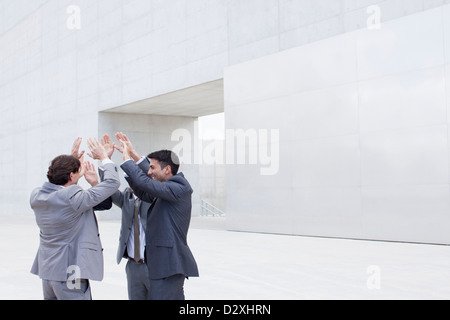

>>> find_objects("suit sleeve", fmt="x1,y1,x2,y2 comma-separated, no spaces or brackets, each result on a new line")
68,163,121,214
121,159,184,203
123,159,155,203
93,167,113,211
111,189,124,208
93,197,112,211
124,176,155,203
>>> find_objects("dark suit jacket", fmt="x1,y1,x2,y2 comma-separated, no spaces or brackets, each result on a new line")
121,159,199,280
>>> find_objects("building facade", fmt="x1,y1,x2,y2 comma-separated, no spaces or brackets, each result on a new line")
1,0,450,244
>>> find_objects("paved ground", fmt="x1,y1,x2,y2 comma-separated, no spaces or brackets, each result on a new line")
1,215,450,300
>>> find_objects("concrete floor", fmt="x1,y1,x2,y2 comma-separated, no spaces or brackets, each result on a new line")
1,215,450,300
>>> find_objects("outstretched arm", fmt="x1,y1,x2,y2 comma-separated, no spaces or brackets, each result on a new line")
121,159,184,203
69,138,120,214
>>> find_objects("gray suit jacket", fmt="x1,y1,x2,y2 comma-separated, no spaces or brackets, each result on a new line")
30,162,120,282
121,159,199,280
111,187,151,264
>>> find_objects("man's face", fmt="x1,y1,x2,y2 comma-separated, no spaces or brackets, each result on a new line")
148,159,170,182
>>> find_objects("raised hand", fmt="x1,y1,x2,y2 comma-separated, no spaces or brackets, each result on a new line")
114,132,132,152
118,139,131,162
87,137,108,161
71,137,85,160
114,132,142,161
83,161,99,187
100,134,115,160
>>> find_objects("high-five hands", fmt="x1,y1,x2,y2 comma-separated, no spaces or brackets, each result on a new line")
71,133,140,163
114,132,142,162
83,161,99,187
71,137,85,160
118,139,131,162
87,138,108,161
100,134,115,160
71,137,108,161
71,137,107,186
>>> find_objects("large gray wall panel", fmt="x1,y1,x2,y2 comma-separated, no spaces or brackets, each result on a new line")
225,6,450,244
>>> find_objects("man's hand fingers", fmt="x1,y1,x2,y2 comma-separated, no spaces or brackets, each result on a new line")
87,137,99,150
83,161,89,173
116,132,129,142
121,133,130,142
71,137,84,159
73,137,82,147
101,134,111,145
113,144,123,153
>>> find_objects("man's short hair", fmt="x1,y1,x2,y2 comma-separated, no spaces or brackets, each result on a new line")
47,155,81,186
147,150,180,175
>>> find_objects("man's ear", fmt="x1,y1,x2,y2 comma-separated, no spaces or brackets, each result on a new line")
68,172,74,182
165,165,172,176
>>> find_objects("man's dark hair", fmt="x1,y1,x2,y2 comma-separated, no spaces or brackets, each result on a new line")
47,155,81,186
147,150,180,175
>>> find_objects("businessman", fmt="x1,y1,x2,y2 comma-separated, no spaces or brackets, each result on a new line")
115,132,199,300
30,137,120,300
111,186,152,299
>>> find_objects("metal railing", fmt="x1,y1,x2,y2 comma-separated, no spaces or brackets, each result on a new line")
201,200,226,217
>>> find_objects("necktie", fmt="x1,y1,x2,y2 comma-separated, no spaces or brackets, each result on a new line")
133,198,141,262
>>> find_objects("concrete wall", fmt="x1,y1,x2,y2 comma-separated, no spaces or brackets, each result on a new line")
1,0,450,244
0,0,230,217
224,5,450,244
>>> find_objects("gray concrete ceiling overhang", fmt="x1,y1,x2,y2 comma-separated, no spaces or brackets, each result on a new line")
103,79,224,117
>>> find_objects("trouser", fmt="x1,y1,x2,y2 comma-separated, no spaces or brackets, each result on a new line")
126,259,151,300
42,279,92,300
148,274,186,300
